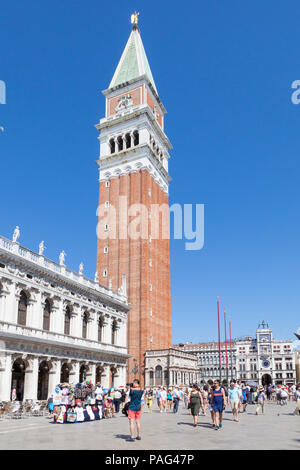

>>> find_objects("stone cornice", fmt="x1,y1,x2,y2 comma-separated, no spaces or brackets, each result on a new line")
0,323,130,360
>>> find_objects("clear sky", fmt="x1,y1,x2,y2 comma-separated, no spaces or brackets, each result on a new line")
1,1,300,346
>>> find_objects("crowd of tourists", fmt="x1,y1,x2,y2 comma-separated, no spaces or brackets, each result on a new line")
47,379,300,439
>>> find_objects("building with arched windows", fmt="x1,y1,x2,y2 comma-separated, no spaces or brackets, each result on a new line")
0,235,130,401
144,348,200,387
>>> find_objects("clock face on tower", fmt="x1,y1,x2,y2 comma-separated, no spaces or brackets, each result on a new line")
262,360,270,368
259,334,271,342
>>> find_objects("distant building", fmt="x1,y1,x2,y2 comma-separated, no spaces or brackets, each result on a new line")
173,342,237,384
174,321,297,386
236,321,297,386
144,348,200,388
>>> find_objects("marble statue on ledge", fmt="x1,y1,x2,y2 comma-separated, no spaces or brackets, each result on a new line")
79,262,84,275
59,250,66,266
39,241,45,255
94,271,99,283
12,226,20,243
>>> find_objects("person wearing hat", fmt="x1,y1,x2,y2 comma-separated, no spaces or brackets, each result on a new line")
227,382,240,422
104,395,114,418
256,386,266,415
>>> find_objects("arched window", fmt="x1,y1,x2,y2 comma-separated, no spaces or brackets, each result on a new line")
133,130,139,146
17,291,28,326
82,312,89,339
111,319,117,345
117,136,123,152
155,365,162,386
43,299,51,331
98,316,104,342
80,364,87,383
125,133,131,149
60,363,70,383
109,138,115,154
64,306,71,335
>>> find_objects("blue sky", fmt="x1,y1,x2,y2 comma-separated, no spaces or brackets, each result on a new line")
1,1,300,345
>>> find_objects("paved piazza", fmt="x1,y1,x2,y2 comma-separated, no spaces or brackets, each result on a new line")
0,401,299,450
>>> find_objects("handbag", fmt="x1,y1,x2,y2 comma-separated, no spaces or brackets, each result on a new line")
67,408,77,423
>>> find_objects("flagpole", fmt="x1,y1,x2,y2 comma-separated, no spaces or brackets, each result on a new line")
217,296,221,383
224,308,228,385
229,318,233,380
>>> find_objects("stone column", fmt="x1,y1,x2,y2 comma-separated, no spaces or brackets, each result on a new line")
48,360,61,395
69,362,80,385
27,290,38,329
113,366,122,389
0,354,13,400
50,298,61,334
70,306,81,338
89,313,98,342
144,370,149,388
23,356,39,400
0,280,10,322
102,364,111,389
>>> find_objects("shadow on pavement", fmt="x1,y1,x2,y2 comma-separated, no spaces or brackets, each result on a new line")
115,433,131,440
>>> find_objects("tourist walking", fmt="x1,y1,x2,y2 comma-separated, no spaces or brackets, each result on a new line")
256,386,266,415
280,387,289,406
211,380,226,430
167,389,173,411
202,385,209,416
241,385,248,413
189,384,204,427
293,385,300,415
227,381,240,422
160,387,167,412
127,380,144,442
172,387,180,413
113,389,122,413
184,388,189,409
147,389,153,413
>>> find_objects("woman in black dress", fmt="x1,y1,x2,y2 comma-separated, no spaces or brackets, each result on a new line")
189,384,204,427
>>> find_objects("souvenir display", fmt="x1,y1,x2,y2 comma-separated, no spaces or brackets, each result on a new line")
52,381,105,424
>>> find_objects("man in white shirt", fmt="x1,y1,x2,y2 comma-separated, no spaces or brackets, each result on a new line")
160,388,167,412
172,387,180,413
114,389,122,413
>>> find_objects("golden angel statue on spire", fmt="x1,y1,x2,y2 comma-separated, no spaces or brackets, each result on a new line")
131,11,139,25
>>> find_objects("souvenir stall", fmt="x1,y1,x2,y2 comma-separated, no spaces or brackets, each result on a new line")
52,381,107,424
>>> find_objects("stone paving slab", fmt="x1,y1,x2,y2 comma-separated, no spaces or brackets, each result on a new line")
0,402,299,450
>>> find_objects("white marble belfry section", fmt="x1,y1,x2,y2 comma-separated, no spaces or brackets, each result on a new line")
0,235,130,401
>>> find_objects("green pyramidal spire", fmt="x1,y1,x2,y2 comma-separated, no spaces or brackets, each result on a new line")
109,25,158,94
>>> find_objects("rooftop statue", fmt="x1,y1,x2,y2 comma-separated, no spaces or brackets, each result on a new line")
39,241,45,255
59,250,66,266
12,226,20,243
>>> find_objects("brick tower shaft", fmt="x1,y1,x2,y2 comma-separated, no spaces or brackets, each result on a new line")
95,20,172,385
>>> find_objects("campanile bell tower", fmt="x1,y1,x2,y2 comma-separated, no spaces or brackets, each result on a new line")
96,14,172,384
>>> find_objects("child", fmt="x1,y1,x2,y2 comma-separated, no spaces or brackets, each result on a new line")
147,389,153,413
104,396,113,418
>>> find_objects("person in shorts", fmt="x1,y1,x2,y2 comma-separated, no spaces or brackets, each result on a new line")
211,380,226,430
127,380,144,442
227,382,240,422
